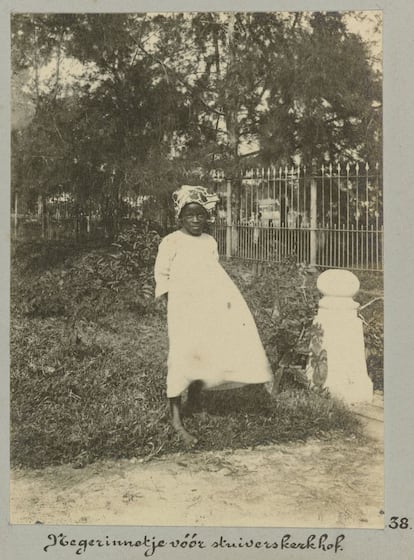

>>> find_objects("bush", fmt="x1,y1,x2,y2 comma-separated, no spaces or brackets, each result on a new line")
351,271,384,391
12,223,161,322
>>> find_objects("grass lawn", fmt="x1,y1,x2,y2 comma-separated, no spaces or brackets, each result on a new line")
10,237,382,469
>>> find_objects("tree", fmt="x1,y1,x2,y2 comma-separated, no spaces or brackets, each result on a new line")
130,12,296,216
126,12,381,208
259,12,382,166
12,14,190,233
11,12,382,232
11,13,81,226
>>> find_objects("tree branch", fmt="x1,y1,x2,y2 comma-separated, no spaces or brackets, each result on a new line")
132,38,225,117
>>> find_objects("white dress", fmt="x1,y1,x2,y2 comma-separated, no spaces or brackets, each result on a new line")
154,230,273,397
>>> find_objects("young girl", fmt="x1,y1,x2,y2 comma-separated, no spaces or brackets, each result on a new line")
154,185,273,446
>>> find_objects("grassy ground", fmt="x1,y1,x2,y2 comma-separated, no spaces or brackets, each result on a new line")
10,239,382,469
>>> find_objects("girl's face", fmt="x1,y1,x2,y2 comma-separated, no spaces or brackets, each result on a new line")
180,203,208,236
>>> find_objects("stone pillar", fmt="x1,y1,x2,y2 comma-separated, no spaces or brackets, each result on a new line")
306,269,373,404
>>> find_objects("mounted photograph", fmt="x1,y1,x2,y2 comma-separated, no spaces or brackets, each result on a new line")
10,10,383,528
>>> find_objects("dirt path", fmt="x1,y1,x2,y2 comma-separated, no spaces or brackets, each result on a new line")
10,433,383,528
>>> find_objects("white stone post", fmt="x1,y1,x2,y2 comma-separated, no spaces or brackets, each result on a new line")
306,269,373,404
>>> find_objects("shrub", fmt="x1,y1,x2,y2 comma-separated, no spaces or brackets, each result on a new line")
12,223,161,322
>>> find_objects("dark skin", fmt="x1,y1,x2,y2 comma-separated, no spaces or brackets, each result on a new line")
179,202,209,236
167,202,209,447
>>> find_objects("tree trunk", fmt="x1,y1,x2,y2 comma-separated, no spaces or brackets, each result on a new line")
223,13,242,241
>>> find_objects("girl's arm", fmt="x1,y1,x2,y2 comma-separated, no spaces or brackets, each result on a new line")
154,236,174,298
211,237,220,261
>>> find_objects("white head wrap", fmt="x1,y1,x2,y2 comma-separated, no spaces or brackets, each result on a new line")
172,185,219,218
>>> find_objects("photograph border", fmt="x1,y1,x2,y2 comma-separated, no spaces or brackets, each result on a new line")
2,0,414,558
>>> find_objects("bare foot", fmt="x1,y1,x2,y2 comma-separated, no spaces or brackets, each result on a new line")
175,427,198,448
169,395,199,447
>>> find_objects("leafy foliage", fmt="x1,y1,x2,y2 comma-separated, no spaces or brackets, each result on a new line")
12,223,161,322
355,272,384,391
307,323,328,389
11,12,382,224
261,12,382,165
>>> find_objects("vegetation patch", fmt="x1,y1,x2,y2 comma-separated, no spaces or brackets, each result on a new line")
11,233,382,469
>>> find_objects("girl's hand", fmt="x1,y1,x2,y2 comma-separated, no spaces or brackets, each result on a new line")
156,293,168,311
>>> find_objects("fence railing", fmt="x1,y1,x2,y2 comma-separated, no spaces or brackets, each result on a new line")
12,161,383,271
211,162,383,271
10,192,151,243
212,222,383,271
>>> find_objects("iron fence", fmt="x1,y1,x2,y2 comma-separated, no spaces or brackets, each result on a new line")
11,161,383,271
211,162,383,271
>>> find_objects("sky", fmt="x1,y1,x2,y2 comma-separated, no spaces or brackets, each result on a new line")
344,10,382,69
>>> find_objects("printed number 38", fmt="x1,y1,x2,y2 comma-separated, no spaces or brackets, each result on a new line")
388,517,410,529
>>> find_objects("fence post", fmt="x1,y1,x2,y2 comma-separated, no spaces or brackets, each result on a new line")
226,179,232,258
310,170,317,267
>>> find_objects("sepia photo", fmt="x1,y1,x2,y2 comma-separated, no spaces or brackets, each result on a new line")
9,9,385,532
